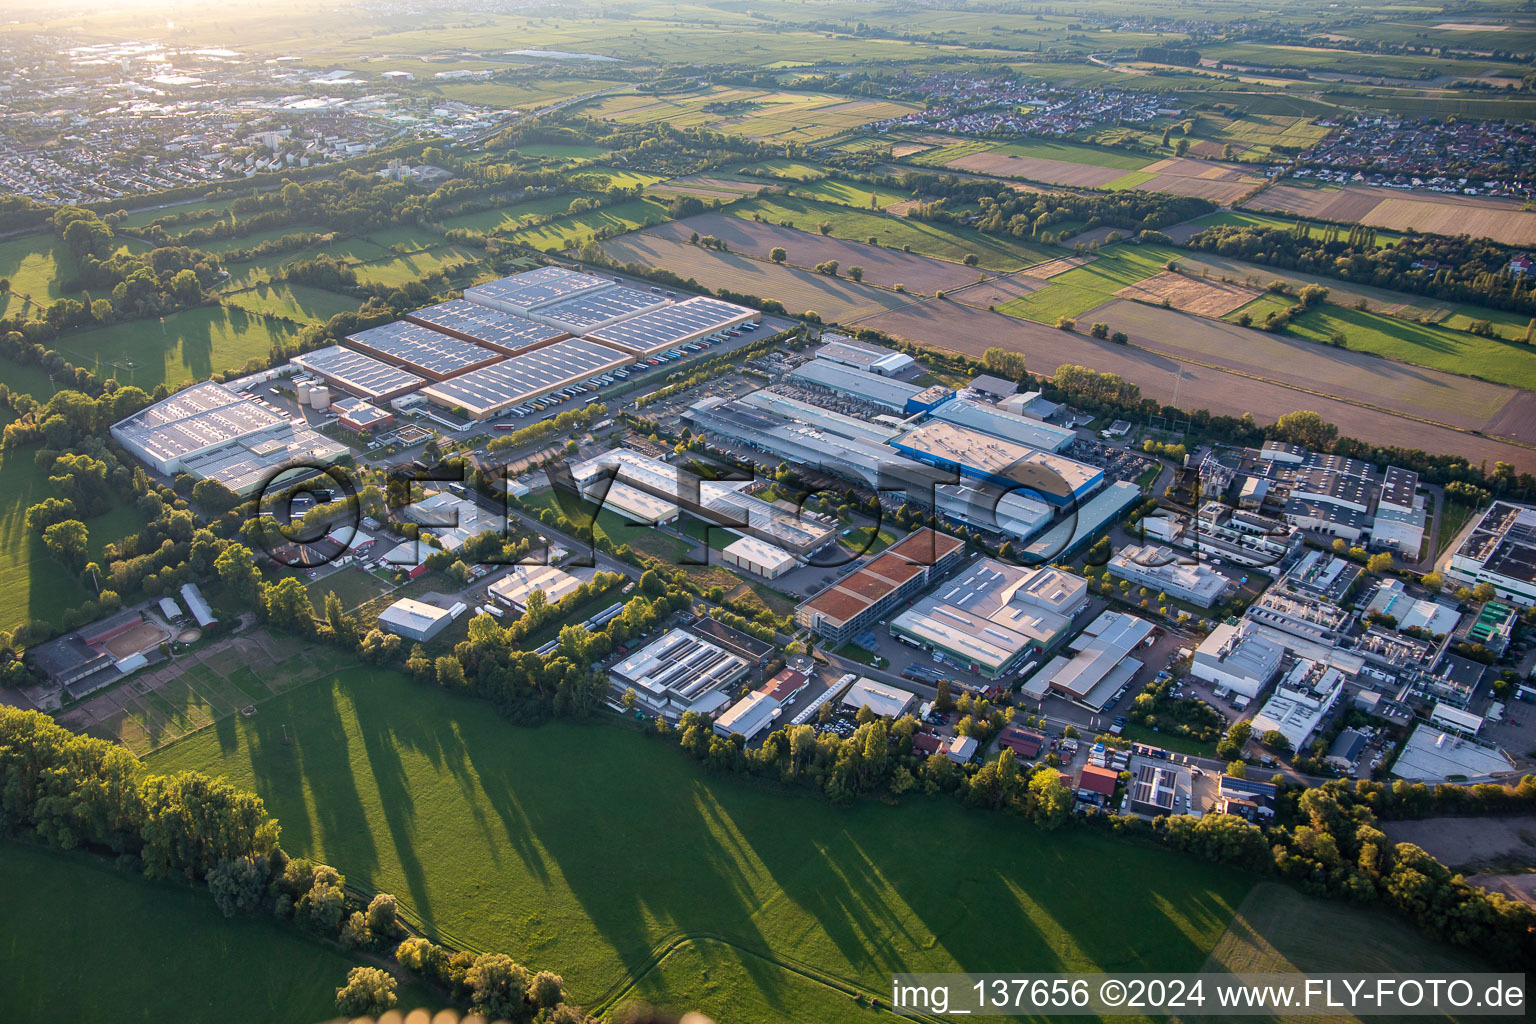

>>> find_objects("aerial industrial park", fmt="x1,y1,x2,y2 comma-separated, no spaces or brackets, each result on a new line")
3,1,1536,1022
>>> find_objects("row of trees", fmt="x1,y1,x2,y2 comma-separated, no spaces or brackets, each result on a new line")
0,706,592,1021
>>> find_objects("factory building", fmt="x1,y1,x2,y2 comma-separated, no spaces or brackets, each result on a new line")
1033,610,1153,711
928,397,1076,453
721,536,798,579
1448,501,1536,606
290,345,427,402
488,564,583,613
889,421,1102,507
332,396,394,433
812,336,914,376
463,266,612,316
891,559,1088,679
795,529,965,643
419,338,634,419
529,285,670,335
609,628,750,720
403,299,569,355
1248,660,1345,753
788,358,925,413
110,381,348,495
583,295,756,355
686,393,899,488
377,598,454,642
566,449,837,556
840,677,917,718
1191,622,1284,700
1106,543,1233,608
344,320,504,380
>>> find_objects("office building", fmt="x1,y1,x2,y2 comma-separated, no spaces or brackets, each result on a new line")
609,628,750,720
1106,543,1232,608
841,677,917,718
1248,660,1345,753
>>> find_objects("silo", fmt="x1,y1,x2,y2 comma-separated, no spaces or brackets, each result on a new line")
310,386,331,410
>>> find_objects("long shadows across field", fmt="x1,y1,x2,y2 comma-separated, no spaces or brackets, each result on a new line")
147,666,1251,1020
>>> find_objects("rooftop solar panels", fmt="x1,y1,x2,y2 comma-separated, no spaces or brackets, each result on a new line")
585,296,757,355
403,299,569,355
345,320,503,380
290,345,427,400
463,266,612,314
419,338,634,418
532,286,669,334
111,381,289,471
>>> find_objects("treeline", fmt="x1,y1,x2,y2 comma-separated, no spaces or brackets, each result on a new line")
1185,221,1536,317
0,707,595,1022
1137,45,1201,66
889,172,1215,242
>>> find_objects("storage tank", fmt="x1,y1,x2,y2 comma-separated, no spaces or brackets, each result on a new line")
309,386,331,410
296,382,312,403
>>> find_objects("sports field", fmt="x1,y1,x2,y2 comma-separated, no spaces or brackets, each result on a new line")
2,841,440,1023
52,304,301,390
0,449,147,635
146,665,1254,1023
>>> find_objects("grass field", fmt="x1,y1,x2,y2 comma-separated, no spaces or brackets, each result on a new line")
727,196,1059,270
991,138,1152,170
0,355,65,402
146,665,1254,1023
0,234,80,317
998,243,1181,323
178,222,329,255
221,282,360,324
503,198,672,252
0,449,147,635
0,841,441,1023
53,304,300,390
789,177,910,211
1224,292,1297,324
736,159,829,181
1286,306,1536,391
349,245,484,288
439,192,606,234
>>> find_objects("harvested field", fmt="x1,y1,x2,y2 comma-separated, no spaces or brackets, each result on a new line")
601,232,916,322
1028,253,1099,278
890,142,934,158
649,174,766,200
846,297,1536,472
643,215,986,292
1248,183,1536,246
1165,250,1452,319
1115,271,1259,317
946,150,1127,187
948,272,1051,307
1086,299,1525,432
1383,815,1536,870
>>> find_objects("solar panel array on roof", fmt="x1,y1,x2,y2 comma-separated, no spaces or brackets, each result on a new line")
345,320,502,379
463,266,611,313
586,296,756,355
112,381,289,470
404,299,568,354
532,286,668,333
290,345,427,400
420,338,634,418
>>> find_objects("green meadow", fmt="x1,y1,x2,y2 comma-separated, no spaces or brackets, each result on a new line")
1000,243,1181,323
0,841,441,1023
502,198,672,252
52,305,300,390
221,282,361,324
1288,306,1536,391
147,666,1253,1024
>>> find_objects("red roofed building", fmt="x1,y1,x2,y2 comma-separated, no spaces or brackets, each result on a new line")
996,727,1044,759
911,732,944,757
758,668,809,703
1076,765,1119,803
794,528,965,642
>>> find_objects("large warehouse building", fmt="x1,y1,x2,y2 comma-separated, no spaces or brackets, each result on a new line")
463,266,612,316
609,628,749,720
891,559,1089,679
1032,610,1153,710
111,380,348,494
344,320,504,380
290,345,427,402
1448,501,1536,606
419,337,634,419
794,529,965,642
584,295,758,356
403,299,569,355
530,285,670,335
928,397,1076,453
890,421,1102,506
788,358,926,414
